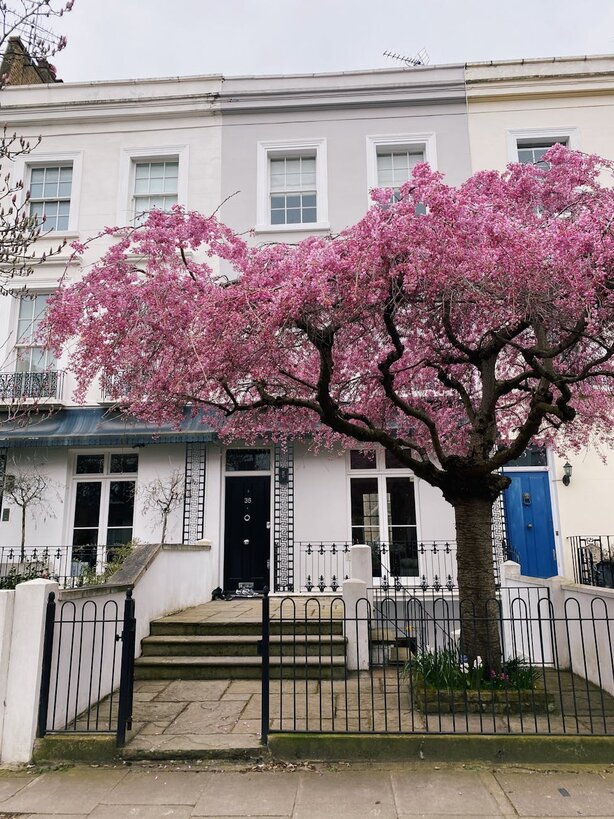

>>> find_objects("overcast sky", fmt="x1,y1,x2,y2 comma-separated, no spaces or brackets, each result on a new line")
50,0,614,83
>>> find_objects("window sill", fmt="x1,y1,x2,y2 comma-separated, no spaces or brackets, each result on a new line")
254,222,331,235
36,230,80,241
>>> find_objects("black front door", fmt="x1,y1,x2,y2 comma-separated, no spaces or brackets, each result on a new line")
224,475,270,591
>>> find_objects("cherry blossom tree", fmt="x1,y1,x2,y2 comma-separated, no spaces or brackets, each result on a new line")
44,146,614,668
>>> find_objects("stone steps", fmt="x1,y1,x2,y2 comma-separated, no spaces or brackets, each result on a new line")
137,608,348,681
150,619,344,637
133,654,347,680
141,633,347,658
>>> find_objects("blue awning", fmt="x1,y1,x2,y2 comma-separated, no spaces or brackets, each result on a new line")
0,407,219,448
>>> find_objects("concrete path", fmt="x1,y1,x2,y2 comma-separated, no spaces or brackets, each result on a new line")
0,761,614,817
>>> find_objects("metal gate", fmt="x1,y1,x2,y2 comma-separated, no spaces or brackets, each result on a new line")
37,589,136,747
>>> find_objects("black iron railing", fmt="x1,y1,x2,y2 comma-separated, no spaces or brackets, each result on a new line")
0,370,63,401
262,588,614,737
295,540,463,593
570,536,614,589
0,545,117,589
37,589,136,745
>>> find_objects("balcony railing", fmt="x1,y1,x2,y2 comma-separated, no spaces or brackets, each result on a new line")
570,535,614,589
295,540,462,593
0,370,63,402
0,545,117,589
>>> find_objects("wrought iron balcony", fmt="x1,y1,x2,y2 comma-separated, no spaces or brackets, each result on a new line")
0,370,63,402
570,535,614,589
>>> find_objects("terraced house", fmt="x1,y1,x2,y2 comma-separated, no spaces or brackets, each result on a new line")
0,46,613,597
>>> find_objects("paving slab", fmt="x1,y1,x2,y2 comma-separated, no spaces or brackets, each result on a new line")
165,700,244,735
123,731,261,757
102,770,207,806
494,770,614,817
154,681,230,702
131,701,188,722
293,770,396,819
390,769,504,816
0,773,37,802
192,771,299,816
0,768,127,815
90,805,193,818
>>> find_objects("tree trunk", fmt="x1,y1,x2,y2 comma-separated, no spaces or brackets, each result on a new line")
453,495,501,673
161,514,167,545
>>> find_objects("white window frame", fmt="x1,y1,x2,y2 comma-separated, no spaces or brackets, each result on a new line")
14,151,83,236
256,138,329,233
13,291,57,373
366,133,437,207
116,145,189,226
345,448,420,546
66,449,139,549
506,127,580,164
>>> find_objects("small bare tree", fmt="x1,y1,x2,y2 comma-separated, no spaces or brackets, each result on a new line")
2,462,49,559
140,471,184,544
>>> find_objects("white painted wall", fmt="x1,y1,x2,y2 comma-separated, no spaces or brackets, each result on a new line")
0,590,15,749
466,57,614,575
0,447,69,548
133,443,186,545
2,578,58,763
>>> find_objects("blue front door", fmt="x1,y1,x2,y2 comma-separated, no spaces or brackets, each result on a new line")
502,470,558,578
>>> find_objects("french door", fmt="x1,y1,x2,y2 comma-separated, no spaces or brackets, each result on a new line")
71,452,138,568
349,449,418,578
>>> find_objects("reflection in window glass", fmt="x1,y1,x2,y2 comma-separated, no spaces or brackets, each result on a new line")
350,450,376,469
110,453,139,474
226,448,271,471
350,477,380,544
76,455,105,474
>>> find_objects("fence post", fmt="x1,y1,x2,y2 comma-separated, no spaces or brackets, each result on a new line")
259,587,270,745
36,591,56,738
343,579,369,670
116,589,136,748
1,578,58,764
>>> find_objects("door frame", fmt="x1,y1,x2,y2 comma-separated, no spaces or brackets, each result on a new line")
344,447,422,582
220,446,274,590
502,454,563,576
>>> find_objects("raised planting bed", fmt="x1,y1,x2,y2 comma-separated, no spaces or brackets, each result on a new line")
411,675,556,714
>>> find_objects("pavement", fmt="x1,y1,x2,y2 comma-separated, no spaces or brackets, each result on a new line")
0,761,614,817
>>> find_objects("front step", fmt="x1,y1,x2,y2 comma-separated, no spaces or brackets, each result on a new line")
150,619,344,637
141,633,347,658
134,654,347,680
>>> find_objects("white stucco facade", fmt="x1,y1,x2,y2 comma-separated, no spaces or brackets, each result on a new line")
466,55,614,577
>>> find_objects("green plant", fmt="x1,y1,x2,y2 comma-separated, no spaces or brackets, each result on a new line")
76,541,137,587
0,560,54,589
407,645,540,692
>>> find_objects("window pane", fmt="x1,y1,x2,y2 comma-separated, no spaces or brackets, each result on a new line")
73,481,102,527
302,207,317,223
351,477,380,543
107,481,136,527
110,453,139,473
387,477,416,527
302,193,316,208
287,208,301,224
76,454,104,474
271,209,285,224
226,448,271,471
384,450,409,469
106,527,133,546
350,450,376,469
505,446,547,467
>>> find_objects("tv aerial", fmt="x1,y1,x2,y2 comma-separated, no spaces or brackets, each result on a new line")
383,48,430,68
